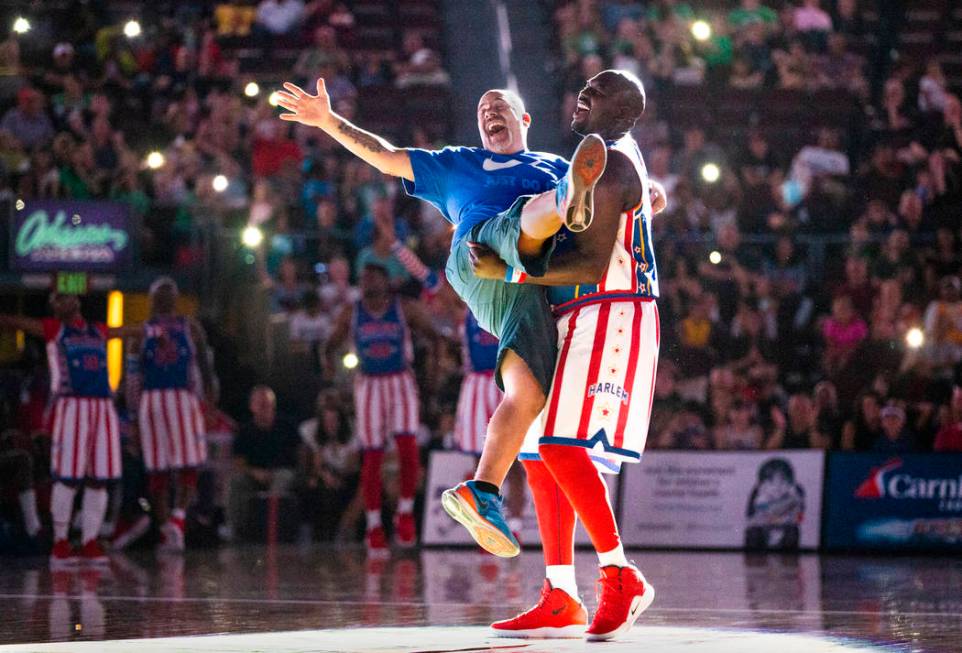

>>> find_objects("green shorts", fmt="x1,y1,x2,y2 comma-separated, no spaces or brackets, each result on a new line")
445,196,557,394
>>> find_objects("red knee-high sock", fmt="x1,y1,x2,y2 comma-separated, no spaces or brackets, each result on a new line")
393,434,419,503
539,445,620,554
361,449,385,512
522,459,575,566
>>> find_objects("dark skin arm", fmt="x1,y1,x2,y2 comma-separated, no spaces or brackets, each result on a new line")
188,318,215,400
469,150,642,286
323,303,353,375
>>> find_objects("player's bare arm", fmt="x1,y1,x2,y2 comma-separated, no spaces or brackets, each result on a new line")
189,318,216,398
274,78,414,181
0,314,44,338
323,302,354,373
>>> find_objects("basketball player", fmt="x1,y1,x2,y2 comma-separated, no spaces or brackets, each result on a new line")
127,277,213,552
325,263,436,551
0,293,127,566
275,78,606,557
471,70,662,641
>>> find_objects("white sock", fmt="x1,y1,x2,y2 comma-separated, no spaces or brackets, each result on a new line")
51,483,77,542
81,488,109,545
18,490,41,537
366,510,381,529
396,498,414,514
546,565,579,598
597,542,628,568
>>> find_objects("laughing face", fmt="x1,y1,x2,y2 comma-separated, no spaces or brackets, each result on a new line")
477,90,529,154
572,70,646,138
571,75,611,136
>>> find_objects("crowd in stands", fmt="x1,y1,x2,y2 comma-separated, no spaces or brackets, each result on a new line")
2,0,962,553
553,0,962,455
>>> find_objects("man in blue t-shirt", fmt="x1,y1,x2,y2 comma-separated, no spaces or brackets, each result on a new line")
275,78,606,557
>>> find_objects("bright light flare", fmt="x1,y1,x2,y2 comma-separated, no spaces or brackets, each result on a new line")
145,151,165,169
701,162,721,183
212,174,229,192
241,225,264,248
12,17,30,34
123,20,141,38
709,250,722,265
244,81,260,97
905,327,924,349
343,353,359,369
692,20,712,41
268,91,281,107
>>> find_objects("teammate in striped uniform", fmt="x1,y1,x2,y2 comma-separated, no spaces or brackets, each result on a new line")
0,293,128,566
325,264,435,552
127,278,213,552
471,70,664,641
454,312,502,456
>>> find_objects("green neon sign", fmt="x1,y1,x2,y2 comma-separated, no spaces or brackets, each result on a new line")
15,210,128,256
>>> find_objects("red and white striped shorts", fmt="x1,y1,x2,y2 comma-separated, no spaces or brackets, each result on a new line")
354,371,420,450
454,371,502,455
521,300,660,472
138,389,207,471
50,397,122,481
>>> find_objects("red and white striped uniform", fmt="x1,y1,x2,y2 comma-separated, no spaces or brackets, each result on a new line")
454,371,502,455
522,135,660,473
354,371,420,449
50,397,122,481
139,389,207,471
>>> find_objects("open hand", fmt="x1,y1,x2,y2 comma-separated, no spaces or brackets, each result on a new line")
467,242,507,280
275,78,334,130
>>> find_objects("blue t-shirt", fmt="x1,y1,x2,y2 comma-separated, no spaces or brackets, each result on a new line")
402,147,569,242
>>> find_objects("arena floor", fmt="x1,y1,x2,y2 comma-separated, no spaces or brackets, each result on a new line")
0,546,959,652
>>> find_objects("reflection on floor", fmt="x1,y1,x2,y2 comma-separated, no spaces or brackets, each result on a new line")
0,546,959,652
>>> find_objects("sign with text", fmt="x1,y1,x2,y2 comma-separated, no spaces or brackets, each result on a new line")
11,200,131,272
620,451,824,550
824,453,962,550
421,450,617,547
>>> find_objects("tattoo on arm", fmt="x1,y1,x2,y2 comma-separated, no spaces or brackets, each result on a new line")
337,122,386,153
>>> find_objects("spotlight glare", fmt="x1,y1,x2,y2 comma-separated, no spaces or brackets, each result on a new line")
241,225,264,248
123,19,141,38
12,17,30,34
244,81,260,98
709,250,722,265
905,327,924,349
701,162,721,183
343,352,359,369
145,151,165,169
212,174,229,192
692,20,712,41
268,91,281,107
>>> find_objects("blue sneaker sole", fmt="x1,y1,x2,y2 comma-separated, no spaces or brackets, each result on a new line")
441,488,520,558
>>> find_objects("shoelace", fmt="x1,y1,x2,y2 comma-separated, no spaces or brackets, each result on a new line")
593,572,625,622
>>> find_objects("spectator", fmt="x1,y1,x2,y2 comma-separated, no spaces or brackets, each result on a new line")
267,256,310,314
728,0,778,33
842,391,883,450
395,31,450,88
817,33,867,98
793,0,832,46
225,386,300,540
822,294,868,376
714,400,765,449
933,387,962,452
772,393,829,448
833,255,875,320
297,391,360,540
1,87,54,151
922,275,962,376
319,256,359,313
873,403,915,453
256,0,306,37
294,26,344,80
918,59,949,115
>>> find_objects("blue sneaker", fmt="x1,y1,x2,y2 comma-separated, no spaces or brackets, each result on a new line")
441,481,520,558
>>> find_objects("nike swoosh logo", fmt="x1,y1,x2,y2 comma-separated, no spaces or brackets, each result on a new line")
482,158,524,172
551,606,565,615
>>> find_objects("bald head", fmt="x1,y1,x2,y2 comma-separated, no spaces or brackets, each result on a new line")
477,89,530,154
571,69,646,138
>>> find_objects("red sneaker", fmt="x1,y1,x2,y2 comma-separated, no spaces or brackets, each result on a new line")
491,580,587,639
366,526,388,554
49,539,77,568
78,539,110,565
393,513,416,547
585,565,655,641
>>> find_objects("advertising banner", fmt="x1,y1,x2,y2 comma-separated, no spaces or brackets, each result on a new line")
824,453,962,550
619,451,824,550
11,200,131,272
421,450,617,546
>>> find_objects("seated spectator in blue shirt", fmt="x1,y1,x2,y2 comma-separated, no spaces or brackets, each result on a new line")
873,404,915,453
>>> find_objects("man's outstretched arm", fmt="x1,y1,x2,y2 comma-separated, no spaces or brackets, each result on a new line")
275,78,414,181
